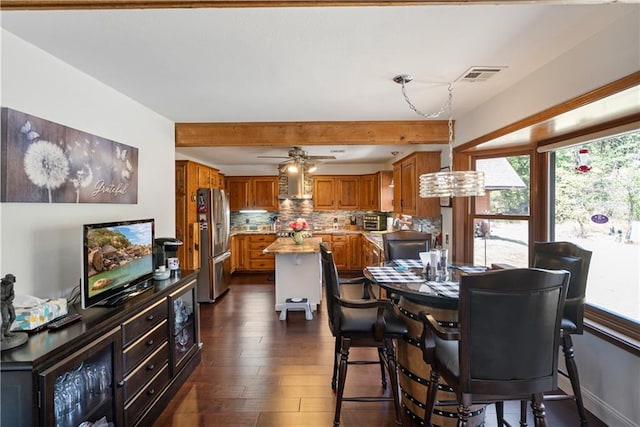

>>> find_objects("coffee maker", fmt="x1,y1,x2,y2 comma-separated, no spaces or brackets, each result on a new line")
154,238,183,270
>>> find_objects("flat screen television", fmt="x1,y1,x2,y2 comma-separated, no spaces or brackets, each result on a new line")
81,218,155,309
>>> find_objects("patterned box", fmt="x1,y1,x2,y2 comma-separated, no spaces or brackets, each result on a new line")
10,298,68,331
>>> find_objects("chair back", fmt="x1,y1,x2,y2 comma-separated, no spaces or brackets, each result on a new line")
320,242,341,335
382,230,431,260
532,241,592,334
457,268,570,397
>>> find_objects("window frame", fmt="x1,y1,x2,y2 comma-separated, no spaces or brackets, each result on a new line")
451,73,640,353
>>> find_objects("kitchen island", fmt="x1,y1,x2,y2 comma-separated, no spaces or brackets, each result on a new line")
263,237,323,313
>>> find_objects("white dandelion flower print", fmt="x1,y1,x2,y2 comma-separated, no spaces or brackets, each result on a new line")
23,140,70,203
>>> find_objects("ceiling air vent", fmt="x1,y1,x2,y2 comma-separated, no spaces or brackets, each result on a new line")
458,66,507,82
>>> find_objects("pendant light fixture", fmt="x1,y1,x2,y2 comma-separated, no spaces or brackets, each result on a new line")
394,74,485,198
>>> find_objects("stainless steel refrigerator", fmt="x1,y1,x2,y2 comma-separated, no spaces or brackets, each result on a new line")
196,188,231,302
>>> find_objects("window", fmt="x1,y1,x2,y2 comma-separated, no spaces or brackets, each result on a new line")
472,154,531,268
551,129,640,324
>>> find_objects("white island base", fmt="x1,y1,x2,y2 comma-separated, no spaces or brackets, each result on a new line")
274,252,322,312
263,237,323,315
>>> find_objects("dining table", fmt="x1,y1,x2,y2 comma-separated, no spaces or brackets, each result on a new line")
363,260,488,427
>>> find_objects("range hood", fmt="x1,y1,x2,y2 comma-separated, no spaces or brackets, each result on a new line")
278,168,312,200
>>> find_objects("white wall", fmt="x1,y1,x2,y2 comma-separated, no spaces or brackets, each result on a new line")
0,30,176,298
447,13,640,427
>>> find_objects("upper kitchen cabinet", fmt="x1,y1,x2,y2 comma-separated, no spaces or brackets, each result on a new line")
313,175,359,210
226,176,279,211
197,163,223,189
359,171,393,212
176,160,222,271
392,152,440,217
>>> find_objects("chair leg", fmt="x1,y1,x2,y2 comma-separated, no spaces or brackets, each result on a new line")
384,338,403,426
519,399,528,426
334,337,351,427
377,347,388,390
331,336,340,390
495,401,504,426
562,334,589,426
424,369,440,427
531,393,548,427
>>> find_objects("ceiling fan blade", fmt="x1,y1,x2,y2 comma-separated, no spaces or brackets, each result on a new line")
257,155,290,159
308,155,336,160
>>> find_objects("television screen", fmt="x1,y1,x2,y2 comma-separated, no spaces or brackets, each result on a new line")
82,218,155,309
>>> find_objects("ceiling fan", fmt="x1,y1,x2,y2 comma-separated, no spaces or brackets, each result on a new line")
257,146,336,173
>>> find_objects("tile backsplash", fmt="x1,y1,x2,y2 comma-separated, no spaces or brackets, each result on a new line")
230,200,441,234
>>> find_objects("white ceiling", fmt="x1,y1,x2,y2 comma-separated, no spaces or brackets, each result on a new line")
1,3,636,168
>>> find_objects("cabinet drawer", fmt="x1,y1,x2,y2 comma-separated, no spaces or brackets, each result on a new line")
250,249,273,259
123,342,169,403
249,259,275,270
123,320,168,375
124,364,170,427
248,235,275,244
332,235,348,242
122,300,167,347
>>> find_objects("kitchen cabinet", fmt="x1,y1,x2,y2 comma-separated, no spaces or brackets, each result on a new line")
226,176,278,211
0,273,200,427
230,235,247,272
231,233,276,272
312,176,359,210
359,171,393,212
392,152,441,217
331,235,349,270
175,160,223,271
316,233,360,271
248,234,276,270
348,234,362,270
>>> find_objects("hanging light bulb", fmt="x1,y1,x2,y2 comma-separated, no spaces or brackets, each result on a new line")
389,151,399,188
394,75,485,198
307,163,317,173
287,162,298,173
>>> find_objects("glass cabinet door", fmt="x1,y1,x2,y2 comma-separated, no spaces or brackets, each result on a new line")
39,327,123,427
169,281,199,373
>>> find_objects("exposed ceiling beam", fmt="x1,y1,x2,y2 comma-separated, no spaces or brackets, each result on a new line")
0,0,621,10
175,120,450,147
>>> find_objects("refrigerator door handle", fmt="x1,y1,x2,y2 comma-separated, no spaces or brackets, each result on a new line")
213,251,231,263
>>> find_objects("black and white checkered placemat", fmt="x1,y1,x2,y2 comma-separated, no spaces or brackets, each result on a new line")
424,281,459,298
392,259,423,269
366,267,423,283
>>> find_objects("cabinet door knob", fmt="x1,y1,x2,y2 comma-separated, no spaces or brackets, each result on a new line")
117,380,125,388
147,339,154,346
148,389,156,396
146,314,154,321
147,364,155,371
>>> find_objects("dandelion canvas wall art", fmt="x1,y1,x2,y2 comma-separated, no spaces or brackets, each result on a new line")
1,108,138,204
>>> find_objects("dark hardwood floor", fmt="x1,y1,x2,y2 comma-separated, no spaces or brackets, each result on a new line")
153,273,606,427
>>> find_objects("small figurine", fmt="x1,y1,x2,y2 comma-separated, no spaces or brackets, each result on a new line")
1,274,16,339
1,273,28,351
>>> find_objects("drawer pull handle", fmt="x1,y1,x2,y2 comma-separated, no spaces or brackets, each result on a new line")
147,364,155,371
117,380,125,388
148,388,155,396
147,314,154,321
147,339,154,346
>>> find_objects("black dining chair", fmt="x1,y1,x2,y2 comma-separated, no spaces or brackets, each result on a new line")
528,241,593,426
320,242,408,426
382,230,431,261
419,268,570,427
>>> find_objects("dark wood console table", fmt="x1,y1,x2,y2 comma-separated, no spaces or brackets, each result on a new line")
1,270,201,427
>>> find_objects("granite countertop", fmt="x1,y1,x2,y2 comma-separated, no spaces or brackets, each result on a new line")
263,237,323,254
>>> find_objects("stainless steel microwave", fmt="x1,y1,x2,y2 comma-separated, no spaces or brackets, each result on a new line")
363,213,387,231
